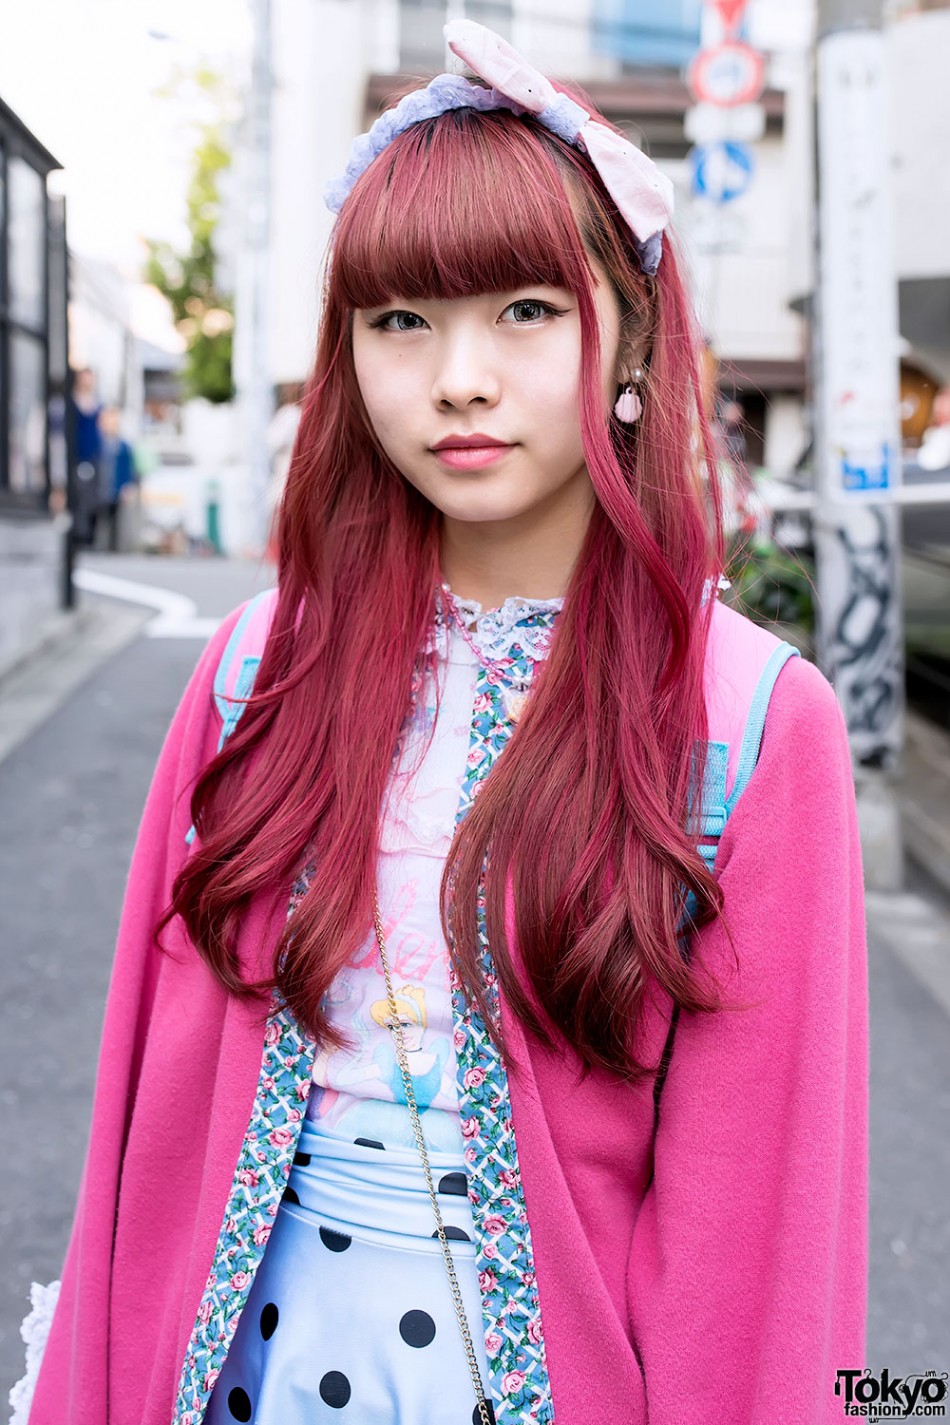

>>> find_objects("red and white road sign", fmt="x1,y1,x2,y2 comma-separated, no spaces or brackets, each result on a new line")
710,0,749,34
688,41,766,107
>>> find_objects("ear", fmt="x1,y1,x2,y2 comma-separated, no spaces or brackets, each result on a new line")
614,361,646,392
614,336,650,391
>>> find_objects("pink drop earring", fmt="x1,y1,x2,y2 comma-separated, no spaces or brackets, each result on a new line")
614,369,644,424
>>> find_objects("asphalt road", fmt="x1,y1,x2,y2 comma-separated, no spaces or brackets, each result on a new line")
1,556,948,1405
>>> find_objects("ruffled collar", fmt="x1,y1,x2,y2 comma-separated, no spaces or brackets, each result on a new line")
431,581,563,665
426,574,730,666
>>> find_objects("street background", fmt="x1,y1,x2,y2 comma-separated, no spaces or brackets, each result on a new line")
3,0,950,1410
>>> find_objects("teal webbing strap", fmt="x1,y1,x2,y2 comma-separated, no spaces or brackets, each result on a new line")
212,590,272,723
659,640,801,1134
185,592,272,845
676,640,800,939
724,642,800,817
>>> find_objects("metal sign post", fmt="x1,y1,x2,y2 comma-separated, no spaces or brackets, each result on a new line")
690,139,755,203
685,5,764,253
240,0,273,554
814,0,904,887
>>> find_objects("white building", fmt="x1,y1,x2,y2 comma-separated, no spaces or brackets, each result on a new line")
784,1,950,410
878,5,950,387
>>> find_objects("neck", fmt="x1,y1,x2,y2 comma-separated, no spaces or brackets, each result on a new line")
439,485,594,612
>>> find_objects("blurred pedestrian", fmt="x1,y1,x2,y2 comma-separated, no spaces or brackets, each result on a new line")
69,366,102,545
718,398,748,470
715,398,756,538
93,406,139,552
18,19,868,1425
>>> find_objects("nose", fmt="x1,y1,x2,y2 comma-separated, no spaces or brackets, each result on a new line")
430,325,502,411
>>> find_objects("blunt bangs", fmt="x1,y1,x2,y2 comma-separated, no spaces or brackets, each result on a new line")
329,105,597,311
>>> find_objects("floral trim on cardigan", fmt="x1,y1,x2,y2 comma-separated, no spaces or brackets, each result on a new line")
172,869,316,1425
436,591,557,1424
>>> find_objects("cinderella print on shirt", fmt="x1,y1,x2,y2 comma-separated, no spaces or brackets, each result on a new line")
305,869,465,1155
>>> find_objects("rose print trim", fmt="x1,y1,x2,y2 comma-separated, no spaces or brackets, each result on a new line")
172,871,317,1424
447,627,558,1424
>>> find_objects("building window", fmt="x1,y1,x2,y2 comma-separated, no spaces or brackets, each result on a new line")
9,330,46,493
593,0,704,68
1,123,55,511
9,157,45,330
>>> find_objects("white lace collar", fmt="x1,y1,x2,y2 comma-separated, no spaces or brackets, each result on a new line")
427,574,730,665
432,581,564,665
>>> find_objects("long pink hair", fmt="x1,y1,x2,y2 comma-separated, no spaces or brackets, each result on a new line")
162,83,731,1083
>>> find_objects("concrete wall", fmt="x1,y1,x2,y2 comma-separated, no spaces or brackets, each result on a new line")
889,8,950,282
679,132,808,363
0,517,66,682
266,0,373,387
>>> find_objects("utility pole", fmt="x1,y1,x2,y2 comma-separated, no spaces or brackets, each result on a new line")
244,0,273,553
814,0,904,889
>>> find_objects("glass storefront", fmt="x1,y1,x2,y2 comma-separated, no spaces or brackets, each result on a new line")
0,111,60,513
9,156,45,331
9,330,46,493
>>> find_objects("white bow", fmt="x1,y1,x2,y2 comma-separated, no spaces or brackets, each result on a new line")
444,18,674,245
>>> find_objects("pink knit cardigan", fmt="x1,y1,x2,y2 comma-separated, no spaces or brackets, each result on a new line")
23,597,868,1424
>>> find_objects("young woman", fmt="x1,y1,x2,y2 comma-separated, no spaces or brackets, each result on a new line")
16,19,868,1425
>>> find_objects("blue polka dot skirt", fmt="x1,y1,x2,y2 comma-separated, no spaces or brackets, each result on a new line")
204,1117,494,1424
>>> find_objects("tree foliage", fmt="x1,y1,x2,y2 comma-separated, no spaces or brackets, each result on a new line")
143,68,236,403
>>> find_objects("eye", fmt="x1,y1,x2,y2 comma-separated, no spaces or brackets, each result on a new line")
505,299,560,324
367,310,426,332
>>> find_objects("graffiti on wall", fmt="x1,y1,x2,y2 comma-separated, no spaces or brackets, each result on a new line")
817,505,903,769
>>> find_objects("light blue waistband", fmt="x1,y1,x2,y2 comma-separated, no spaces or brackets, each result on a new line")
285,1117,476,1251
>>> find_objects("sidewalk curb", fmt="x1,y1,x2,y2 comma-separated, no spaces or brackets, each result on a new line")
0,606,89,694
0,598,154,767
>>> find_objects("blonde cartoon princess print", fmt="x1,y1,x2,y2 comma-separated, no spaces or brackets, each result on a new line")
369,984,451,1112
308,974,458,1151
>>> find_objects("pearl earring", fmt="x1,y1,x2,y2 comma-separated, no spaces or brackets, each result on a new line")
613,368,644,424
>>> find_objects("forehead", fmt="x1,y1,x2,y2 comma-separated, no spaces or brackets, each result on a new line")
330,108,598,312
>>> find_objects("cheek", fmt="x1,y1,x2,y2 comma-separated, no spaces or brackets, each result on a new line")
357,359,417,445
508,324,582,406
355,364,399,439
534,363,585,441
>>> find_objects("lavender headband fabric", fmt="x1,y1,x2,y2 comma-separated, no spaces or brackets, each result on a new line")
323,72,666,276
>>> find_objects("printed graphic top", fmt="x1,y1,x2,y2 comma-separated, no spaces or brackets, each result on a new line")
305,583,564,1156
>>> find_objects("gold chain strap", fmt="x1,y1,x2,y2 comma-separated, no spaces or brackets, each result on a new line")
372,888,494,1425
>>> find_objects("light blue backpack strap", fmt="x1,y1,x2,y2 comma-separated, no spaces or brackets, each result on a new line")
214,653,263,755
680,740,729,932
724,641,800,818
678,640,800,932
184,590,273,845
656,639,802,1130
212,590,273,732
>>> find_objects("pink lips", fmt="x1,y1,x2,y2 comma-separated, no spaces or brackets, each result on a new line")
430,431,516,470
431,445,513,470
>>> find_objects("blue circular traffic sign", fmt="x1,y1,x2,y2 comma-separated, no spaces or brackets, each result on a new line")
689,140,755,204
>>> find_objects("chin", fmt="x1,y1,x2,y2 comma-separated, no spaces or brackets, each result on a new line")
439,500,535,525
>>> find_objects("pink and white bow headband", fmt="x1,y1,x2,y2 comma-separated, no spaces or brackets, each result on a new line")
324,18,674,276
